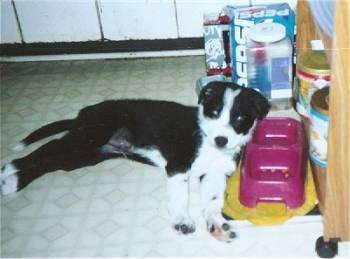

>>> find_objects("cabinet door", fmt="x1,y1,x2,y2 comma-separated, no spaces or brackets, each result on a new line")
175,0,249,38
1,0,21,43
14,0,101,43
99,0,178,40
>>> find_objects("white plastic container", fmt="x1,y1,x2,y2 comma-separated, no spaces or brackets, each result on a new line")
246,22,293,102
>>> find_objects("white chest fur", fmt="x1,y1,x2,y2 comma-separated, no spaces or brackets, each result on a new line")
189,140,238,178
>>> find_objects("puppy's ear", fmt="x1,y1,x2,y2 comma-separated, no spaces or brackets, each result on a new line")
242,87,270,120
198,85,211,104
252,90,270,119
198,81,227,104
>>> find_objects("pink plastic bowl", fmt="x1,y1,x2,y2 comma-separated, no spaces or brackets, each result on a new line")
239,117,307,209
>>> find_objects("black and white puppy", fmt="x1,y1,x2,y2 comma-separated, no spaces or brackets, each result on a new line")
1,81,269,241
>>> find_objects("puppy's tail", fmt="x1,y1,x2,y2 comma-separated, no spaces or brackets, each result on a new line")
12,119,75,151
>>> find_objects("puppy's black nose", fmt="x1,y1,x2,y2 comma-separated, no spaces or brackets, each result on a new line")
215,136,228,148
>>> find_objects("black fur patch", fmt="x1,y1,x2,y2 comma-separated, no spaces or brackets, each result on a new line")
199,82,270,135
9,100,203,190
230,87,270,134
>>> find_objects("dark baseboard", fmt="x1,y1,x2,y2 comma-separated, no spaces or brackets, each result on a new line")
0,37,204,56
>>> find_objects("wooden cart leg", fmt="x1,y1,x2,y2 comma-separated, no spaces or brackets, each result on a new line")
297,0,350,257
323,0,350,246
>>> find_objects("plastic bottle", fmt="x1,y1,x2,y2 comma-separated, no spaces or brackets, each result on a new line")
246,22,293,102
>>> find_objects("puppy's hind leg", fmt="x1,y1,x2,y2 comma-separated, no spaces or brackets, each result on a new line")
1,135,107,195
100,128,133,156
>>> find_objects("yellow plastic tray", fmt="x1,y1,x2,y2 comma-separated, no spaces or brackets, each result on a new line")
222,162,318,225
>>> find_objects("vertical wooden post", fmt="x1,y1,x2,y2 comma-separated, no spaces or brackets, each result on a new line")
296,0,327,213
323,0,350,242
296,0,317,55
296,0,350,241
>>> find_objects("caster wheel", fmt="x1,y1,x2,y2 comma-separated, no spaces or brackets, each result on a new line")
315,236,338,258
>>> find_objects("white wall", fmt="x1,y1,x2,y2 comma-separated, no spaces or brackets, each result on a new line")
14,0,101,43
1,0,297,44
175,0,249,38
1,0,21,43
99,0,178,40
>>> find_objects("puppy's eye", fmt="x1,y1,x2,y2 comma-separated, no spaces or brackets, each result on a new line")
231,115,254,134
235,116,246,122
204,109,220,119
212,110,220,118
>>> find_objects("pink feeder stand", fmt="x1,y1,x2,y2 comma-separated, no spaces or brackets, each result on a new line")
239,117,307,209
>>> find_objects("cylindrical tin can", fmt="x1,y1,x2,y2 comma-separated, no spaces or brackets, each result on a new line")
309,87,329,167
296,50,330,118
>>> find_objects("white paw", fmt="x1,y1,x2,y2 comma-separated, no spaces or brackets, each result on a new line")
172,216,196,235
11,141,25,152
1,163,19,195
206,213,236,242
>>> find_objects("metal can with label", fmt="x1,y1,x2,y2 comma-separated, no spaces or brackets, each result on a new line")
309,87,329,167
296,50,330,118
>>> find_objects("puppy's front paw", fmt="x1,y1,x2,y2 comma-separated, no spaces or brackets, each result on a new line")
207,213,236,242
172,217,196,235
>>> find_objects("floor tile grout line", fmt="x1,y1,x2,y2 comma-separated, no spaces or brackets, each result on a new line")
2,207,165,220
16,169,58,257
94,169,137,256
123,164,150,256
69,167,105,257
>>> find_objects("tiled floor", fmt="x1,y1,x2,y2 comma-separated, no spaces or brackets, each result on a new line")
1,56,349,257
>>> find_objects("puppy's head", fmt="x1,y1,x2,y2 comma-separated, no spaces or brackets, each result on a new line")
198,81,270,151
